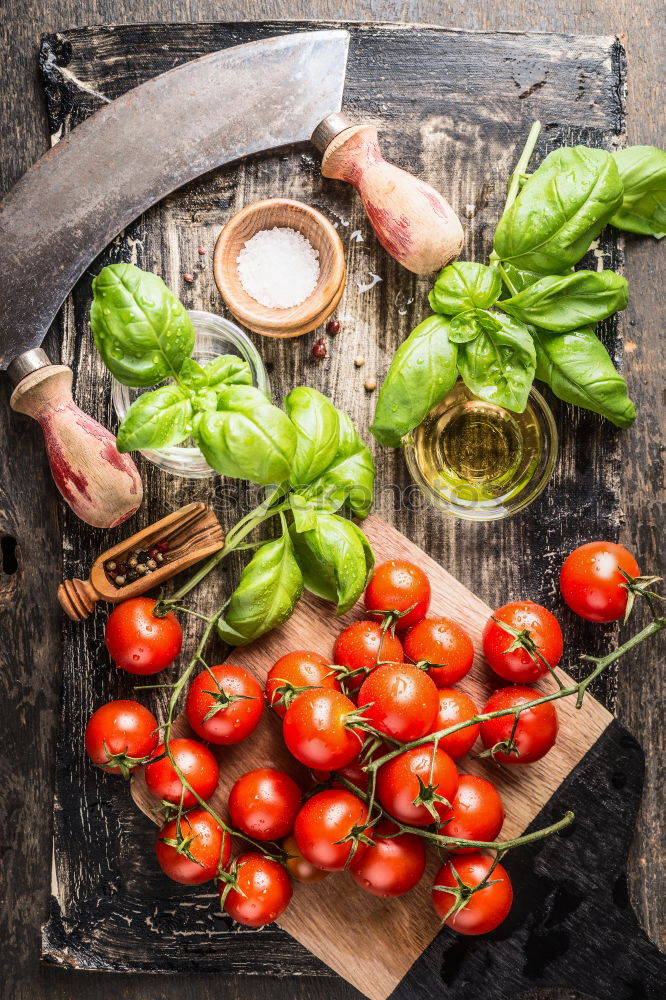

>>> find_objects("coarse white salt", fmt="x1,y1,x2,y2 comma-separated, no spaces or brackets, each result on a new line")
236,227,320,309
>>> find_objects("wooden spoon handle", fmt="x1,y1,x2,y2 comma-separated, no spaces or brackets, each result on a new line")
10,357,142,528
320,122,463,275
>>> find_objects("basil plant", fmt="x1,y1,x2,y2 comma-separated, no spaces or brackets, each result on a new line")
91,264,375,645
372,125,665,446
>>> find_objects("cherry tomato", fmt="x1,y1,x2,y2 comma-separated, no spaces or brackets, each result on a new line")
266,650,340,719
483,601,563,683
364,560,431,631
403,617,474,687
145,738,219,807
229,768,301,842
283,688,362,770
85,699,158,775
294,788,369,871
105,597,182,675
333,621,404,695
221,853,292,927
560,541,640,623
349,819,426,898
432,852,513,934
358,662,438,741
440,775,504,852
282,833,329,884
428,688,480,759
155,808,231,885
480,686,558,765
376,744,459,826
185,663,263,745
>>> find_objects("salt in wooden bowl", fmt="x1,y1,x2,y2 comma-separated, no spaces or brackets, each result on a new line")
213,198,346,338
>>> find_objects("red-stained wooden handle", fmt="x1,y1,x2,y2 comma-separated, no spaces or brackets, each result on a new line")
321,123,463,275
10,364,143,528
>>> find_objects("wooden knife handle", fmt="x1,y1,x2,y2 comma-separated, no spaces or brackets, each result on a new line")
10,361,143,528
321,123,464,275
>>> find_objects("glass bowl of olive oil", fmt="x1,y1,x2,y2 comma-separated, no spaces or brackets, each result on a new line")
403,381,557,521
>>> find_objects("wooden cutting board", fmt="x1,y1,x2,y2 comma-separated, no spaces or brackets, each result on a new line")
131,515,610,1000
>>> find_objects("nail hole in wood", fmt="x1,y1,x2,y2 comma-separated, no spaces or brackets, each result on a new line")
1,536,18,574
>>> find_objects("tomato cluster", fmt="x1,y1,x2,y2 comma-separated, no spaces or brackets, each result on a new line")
84,541,640,936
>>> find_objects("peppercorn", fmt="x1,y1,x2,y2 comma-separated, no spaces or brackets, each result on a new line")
313,338,327,359
128,556,138,569
355,356,365,368
364,378,377,392
107,561,117,572
198,246,207,255
156,541,170,553
156,552,164,564
136,564,147,575
326,317,341,335
115,575,126,586
146,558,157,570
127,569,140,582
183,273,194,283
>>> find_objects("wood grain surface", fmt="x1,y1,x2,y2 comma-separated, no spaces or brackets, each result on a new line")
130,515,611,1000
0,4,663,1000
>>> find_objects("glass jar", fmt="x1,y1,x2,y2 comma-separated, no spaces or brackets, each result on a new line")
112,310,269,479
403,380,557,521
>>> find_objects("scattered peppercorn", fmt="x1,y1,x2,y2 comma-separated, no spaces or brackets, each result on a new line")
326,317,341,335
355,356,365,367
198,246,207,255
313,338,327,359
183,273,194,283
364,378,377,391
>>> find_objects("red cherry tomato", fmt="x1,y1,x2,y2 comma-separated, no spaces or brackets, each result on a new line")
283,688,362,770
432,852,513,934
265,650,340,719
145,738,219,807
155,808,231,885
349,819,426,898
85,699,158,774
294,789,369,871
403,617,475,687
560,541,640,623
376,744,459,826
221,853,292,927
364,560,431,631
480,686,558,765
483,601,563,683
440,775,504,852
229,768,301,842
282,833,329,884
358,662,439,741
105,597,182,675
333,621,404,695
185,663,263,745
428,688,480,759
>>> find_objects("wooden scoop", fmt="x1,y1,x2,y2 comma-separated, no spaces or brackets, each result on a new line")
58,502,225,621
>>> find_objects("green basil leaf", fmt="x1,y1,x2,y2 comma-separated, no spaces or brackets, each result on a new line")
191,388,219,413
284,387,340,488
493,146,624,273
499,262,555,295
301,411,375,519
90,263,194,387
204,355,253,387
533,325,636,427
449,309,504,344
217,533,304,646
609,146,666,239
195,385,296,485
499,270,628,332
178,358,208,389
458,313,536,412
429,262,502,315
371,315,458,448
290,514,374,615
116,385,192,452
288,493,340,533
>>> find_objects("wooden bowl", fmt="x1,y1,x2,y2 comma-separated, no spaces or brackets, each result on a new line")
213,198,346,338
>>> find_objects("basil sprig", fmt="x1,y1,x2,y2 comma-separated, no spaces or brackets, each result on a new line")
371,120,661,442
91,274,376,647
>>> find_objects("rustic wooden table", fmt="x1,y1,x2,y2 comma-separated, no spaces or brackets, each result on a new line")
0,3,663,1000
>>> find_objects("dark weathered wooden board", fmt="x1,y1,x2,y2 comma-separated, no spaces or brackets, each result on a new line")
25,17,661,998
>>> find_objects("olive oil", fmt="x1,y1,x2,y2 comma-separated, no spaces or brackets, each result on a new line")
404,381,557,520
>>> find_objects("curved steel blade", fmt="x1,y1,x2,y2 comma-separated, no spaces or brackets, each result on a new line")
0,29,349,368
